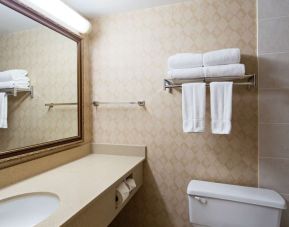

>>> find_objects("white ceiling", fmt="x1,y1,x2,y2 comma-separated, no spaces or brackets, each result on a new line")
0,0,186,34
0,3,40,34
63,0,188,17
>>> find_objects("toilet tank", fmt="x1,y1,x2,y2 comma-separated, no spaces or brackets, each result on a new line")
187,180,286,227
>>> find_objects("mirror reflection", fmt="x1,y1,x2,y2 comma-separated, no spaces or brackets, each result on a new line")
0,3,79,153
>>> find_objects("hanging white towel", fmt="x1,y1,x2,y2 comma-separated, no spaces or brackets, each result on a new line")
168,67,204,80
210,82,233,134
182,83,206,133
168,53,203,69
203,48,240,66
0,93,8,128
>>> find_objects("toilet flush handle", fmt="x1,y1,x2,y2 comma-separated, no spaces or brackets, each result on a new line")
193,196,207,204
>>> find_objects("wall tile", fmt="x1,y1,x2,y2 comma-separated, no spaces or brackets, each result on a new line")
258,0,289,19
281,193,289,227
259,52,289,88
259,89,289,123
259,158,289,194
259,124,289,158
258,17,289,54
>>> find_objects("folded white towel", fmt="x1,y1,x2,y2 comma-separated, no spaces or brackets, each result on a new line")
0,93,8,128
203,48,240,66
0,70,28,82
210,82,233,134
182,83,206,133
204,64,245,78
0,81,30,89
168,53,203,69
168,67,204,80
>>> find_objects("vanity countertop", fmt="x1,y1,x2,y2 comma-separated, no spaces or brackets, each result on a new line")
0,153,145,227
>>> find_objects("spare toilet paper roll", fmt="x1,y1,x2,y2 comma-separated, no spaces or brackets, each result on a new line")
116,182,130,205
125,178,137,191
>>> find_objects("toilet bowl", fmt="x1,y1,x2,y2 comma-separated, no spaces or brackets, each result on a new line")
187,180,286,227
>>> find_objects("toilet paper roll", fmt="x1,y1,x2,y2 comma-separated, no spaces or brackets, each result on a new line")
116,182,130,206
125,178,136,192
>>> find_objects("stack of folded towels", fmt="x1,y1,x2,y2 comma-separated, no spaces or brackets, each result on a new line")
0,69,30,128
0,69,30,89
167,48,245,79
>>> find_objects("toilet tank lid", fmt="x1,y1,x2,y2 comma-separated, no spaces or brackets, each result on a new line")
187,180,286,209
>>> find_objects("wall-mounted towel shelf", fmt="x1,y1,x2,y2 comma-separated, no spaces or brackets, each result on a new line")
45,102,77,109
0,86,34,98
93,101,145,107
164,74,256,92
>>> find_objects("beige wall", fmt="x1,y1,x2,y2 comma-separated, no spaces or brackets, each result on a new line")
258,0,289,226
90,0,258,226
0,27,78,152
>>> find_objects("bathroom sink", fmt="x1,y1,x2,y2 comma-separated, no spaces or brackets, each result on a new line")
0,192,60,227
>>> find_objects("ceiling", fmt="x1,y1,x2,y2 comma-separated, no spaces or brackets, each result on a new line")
62,0,188,17
0,4,40,34
0,0,186,34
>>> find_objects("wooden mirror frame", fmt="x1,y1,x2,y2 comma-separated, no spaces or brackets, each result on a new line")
0,0,84,167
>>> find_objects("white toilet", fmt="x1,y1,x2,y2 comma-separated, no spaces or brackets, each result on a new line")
187,180,287,227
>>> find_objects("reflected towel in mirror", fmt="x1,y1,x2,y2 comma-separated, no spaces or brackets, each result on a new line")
0,93,8,128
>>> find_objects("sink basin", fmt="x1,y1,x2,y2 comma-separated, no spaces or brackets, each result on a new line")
0,192,60,227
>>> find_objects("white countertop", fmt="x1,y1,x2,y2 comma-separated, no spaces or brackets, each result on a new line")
0,154,145,227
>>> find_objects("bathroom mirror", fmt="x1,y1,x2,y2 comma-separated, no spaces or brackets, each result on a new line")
0,0,83,163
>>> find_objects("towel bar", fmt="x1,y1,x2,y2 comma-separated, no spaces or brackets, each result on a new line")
45,102,77,109
93,101,145,107
164,74,256,92
0,86,34,98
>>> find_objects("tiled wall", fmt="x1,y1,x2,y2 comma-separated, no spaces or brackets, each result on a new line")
258,0,289,225
90,0,258,226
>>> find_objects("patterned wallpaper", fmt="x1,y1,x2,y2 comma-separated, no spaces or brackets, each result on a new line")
90,0,257,226
0,27,79,152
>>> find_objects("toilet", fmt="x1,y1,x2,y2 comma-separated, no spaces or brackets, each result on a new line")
187,180,286,227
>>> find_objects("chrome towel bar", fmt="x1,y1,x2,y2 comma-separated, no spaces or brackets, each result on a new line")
93,101,145,107
164,74,256,92
45,102,77,109
0,86,34,98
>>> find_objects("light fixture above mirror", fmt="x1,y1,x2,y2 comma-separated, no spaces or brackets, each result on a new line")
19,0,91,34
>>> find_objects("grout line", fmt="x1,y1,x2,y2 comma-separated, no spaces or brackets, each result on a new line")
260,156,289,160
259,88,289,90
259,122,289,125
259,15,289,22
258,51,289,55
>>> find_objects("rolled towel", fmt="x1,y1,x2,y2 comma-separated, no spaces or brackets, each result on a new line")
0,70,28,82
168,68,205,80
204,64,245,78
168,53,203,69
203,48,240,66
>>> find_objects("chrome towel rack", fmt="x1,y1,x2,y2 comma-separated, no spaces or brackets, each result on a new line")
45,102,77,109
164,74,256,93
93,101,145,107
0,86,34,98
